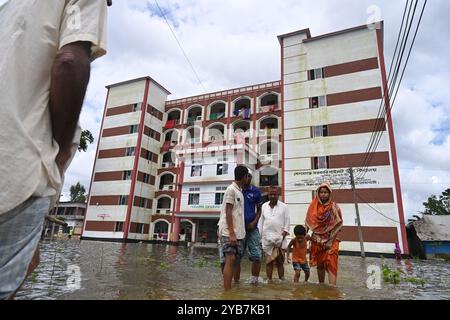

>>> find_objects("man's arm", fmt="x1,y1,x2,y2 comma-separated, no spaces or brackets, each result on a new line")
248,203,262,231
49,41,91,171
225,203,236,245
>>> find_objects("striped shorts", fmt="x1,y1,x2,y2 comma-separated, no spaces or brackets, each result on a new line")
0,197,49,299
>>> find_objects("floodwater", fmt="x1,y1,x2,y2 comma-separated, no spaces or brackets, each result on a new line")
16,240,450,300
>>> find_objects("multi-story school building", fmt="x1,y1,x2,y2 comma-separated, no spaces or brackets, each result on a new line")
81,22,408,255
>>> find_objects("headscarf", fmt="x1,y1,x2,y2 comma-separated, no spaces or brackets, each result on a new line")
305,182,343,243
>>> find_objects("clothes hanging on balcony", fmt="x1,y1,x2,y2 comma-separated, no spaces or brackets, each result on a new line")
243,107,251,119
270,105,278,112
233,108,240,116
164,119,176,129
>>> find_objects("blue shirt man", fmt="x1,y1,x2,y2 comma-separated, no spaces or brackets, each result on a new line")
237,173,263,284
243,185,263,228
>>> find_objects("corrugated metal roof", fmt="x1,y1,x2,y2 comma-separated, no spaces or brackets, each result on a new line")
411,215,450,241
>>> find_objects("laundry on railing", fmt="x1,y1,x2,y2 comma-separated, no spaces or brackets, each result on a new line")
164,119,177,129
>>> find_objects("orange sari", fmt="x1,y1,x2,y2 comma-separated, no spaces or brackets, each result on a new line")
306,183,343,277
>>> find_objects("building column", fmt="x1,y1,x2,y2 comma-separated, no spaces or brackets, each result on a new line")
173,216,180,241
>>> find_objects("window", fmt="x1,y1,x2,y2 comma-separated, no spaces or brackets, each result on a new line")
216,163,228,175
188,193,200,205
318,95,327,107
126,147,135,156
139,197,147,208
191,165,202,177
136,223,144,234
313,156,330,169
311,97,319,109
115,222,124,232
123,170,132,180
215,193,225,205
130,125,138,134
132,103,140,112
143,173,150,184
260,174,279,187
312,125,328,138
215,187,227,205
119,195,128,205
309,68,324,80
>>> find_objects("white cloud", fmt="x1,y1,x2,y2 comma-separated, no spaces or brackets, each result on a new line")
62,0,450,221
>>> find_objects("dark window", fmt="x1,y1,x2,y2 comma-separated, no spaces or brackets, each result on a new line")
123,171,132,180
132,103,140,112
191,165,202,177
309,68,324,80
139,197,147,208
188,194,200,205
136,223,144,234
115,222,124,232
216,163,228,175
130,125,138,134
215,193,225,205
313,156,330,169
119,195,128,205
143,173,150,184
260,173,279,186
126,147,135,156
312,125,328,138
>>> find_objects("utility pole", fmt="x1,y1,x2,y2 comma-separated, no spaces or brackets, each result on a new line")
349,167,365,258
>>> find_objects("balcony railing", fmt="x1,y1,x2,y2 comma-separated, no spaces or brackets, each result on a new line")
258,128,280,137
160,184,175,191
164,119,180,129
161,162,175,168
259,104,279,113
209,112,226,120
156,208,171,214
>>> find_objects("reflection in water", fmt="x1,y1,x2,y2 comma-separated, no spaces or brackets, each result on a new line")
15,240,450,300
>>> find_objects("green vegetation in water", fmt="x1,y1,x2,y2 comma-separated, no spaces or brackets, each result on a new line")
30,271,39,284
194,257,208,268
381,264,426,286
212,259,222,268
159,262,170,270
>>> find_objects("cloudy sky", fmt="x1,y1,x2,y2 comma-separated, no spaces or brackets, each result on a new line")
53,0,449,221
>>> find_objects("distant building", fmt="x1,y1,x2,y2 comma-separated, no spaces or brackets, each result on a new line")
81,22,408,255
48,202,86,235
407,215,450,259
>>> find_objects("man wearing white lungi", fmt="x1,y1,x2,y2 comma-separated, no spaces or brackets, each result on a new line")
259,186,290,281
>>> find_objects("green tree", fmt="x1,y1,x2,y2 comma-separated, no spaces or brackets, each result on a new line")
422,188,450,215
78,129,94,152
70,182,86,203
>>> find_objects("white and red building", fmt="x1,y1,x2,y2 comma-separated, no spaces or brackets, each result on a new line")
82,22,408,255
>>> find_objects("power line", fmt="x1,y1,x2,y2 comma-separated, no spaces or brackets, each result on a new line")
358,0,427,178
360,0,412,173
356,194,403,225
358,0,417,177
153,0,207,93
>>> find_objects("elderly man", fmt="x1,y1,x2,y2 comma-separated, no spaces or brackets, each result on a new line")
259,186,290,281
0,0,108,299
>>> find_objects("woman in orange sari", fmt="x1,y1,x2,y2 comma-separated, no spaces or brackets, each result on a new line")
305,183,343,286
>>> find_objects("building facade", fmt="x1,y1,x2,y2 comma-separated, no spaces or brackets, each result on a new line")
82,22,408,254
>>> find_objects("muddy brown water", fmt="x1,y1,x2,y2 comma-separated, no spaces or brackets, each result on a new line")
15,240,450,300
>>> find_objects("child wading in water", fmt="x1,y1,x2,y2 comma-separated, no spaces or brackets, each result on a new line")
286,225,310,283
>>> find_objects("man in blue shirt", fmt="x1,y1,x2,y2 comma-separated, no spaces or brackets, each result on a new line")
234,172,263,284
